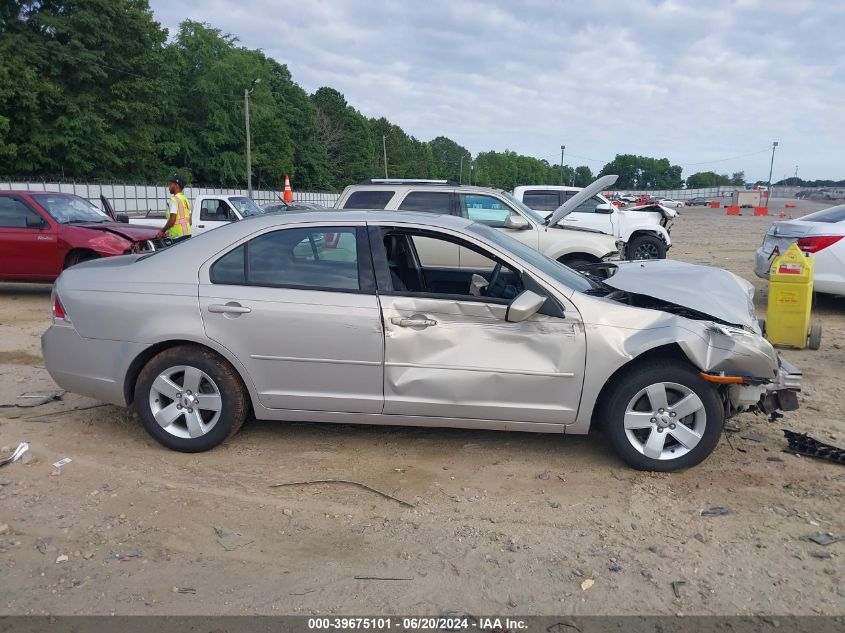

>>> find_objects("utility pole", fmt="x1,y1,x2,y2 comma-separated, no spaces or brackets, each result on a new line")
244,78,261,197
459,155,464,184
766,141,778,207
382,135,388,179
560,145,565,186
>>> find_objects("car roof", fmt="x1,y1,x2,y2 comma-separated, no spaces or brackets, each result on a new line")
235,208,475,230
342,183,508,196
513,185,582,193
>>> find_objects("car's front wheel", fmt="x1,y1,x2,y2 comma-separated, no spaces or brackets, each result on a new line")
135,345,248,452
601,361,724,471
627,235,666,260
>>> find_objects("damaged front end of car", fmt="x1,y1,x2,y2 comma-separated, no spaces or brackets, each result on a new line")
584,258,801,422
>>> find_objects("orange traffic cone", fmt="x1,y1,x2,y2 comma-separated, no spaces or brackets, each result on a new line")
283,175,294,202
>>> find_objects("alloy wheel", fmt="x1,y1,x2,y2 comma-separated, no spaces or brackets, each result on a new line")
148,365,222,439
623,381,706,460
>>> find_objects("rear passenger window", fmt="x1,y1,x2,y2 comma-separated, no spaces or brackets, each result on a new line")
211,227,362,291
342,191,394,209
398,191,452,214
522,191,560,211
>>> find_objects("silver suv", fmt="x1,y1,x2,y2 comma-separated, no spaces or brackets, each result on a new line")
335,178,620,270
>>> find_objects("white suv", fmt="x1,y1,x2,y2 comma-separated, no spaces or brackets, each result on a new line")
512,185,676,260
335,178,620,270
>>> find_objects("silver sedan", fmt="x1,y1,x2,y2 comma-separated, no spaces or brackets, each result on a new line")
42,211,801,471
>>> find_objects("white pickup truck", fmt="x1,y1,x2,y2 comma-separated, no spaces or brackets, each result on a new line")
124,194,264,235
512,185,677,260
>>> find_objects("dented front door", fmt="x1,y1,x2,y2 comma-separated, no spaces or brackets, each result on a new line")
379,295,585,424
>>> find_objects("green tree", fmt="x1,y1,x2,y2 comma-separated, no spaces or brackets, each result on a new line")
600,154,683,189
685,171,734,188
429,136,471,183
311,87,374,187
0,0,175,179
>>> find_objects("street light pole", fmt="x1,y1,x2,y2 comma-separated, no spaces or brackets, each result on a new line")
382,135,388,178
244,78,261,197
459,155,464,184
766,141,778,207
560,145,565,186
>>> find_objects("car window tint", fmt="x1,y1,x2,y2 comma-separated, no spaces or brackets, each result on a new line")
248,227,359,290
459,194,514,227
210,244,247,284
0,197,38,228
200,199,230,222
573,196,602,213
343,191,394,209
801,204,845,224
522,191,560,211
397,191,452,213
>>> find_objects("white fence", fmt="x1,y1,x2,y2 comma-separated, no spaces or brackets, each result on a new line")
0,180,340,213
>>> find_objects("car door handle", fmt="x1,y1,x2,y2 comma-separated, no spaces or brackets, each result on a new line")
391,316,437,328
208,303,251,314
197,224,205,228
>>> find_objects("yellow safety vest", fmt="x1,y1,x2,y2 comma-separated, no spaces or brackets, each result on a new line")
166,192,192,239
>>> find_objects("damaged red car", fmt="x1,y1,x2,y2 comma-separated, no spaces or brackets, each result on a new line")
0,191,162,283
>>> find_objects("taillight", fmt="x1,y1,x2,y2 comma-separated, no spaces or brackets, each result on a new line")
52,292,69,323
796,235,843,253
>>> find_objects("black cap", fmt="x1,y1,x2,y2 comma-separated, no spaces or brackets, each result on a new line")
168,174,185,188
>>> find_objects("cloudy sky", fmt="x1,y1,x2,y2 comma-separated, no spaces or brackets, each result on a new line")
149,0,845,181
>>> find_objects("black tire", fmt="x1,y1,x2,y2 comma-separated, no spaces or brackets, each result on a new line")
808,323,821,350
135,345,248,452
600,360,724,471
627,234,666,260
64,250,99,269
559,256,594,272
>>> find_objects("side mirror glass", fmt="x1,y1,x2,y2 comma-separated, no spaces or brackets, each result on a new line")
116,213,130,224
26,213,46,228
506,289,547,322
503,214,530,230
595,203,613,214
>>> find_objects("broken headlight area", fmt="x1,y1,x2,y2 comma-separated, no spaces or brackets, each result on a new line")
131,239,164,254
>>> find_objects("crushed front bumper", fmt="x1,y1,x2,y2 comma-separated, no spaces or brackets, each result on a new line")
761,357,802,413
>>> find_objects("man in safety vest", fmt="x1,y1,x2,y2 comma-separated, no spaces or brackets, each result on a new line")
158,175,192,241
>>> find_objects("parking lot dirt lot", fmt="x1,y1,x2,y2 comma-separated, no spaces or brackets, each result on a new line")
0,199,842,617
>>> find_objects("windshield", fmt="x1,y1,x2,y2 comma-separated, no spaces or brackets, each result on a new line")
469,222,598,293
31,193,109,224
229,196,263,217
499,191,546,223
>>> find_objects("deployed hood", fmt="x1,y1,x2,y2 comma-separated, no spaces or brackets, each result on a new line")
76,222,160,241
623,203,678,220
604,259,757,329
546,174,619,226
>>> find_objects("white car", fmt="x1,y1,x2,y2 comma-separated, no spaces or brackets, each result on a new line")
126,194,264,235
754,204,845,295
335,177,621,271
657,198,684,208
512,185,677,260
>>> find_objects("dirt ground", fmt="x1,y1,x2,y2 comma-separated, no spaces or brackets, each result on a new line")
0,198,842,617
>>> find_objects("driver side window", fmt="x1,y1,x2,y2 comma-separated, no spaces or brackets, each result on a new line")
379,228,523,303
200,199,231,222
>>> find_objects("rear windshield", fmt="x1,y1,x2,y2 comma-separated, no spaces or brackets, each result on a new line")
343,190,395,209
799,204,845,224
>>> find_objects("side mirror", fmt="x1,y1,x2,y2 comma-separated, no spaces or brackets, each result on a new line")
26,213,46,228
506,289,547,322
595,203,613,214
503,214,530,230
116,213,129,224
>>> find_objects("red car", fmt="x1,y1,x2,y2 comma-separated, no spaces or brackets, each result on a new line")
0,191,162,283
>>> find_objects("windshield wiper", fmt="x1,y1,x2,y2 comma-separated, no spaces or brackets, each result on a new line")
64,218,107,224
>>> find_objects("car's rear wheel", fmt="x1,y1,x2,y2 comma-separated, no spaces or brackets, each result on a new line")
135,346,247,452
601,361,724,471
628,235,666,260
